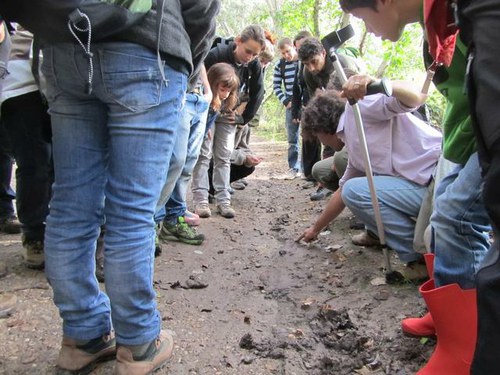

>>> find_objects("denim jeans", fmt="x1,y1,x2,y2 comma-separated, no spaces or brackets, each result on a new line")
342,176,427,263
285,108,300,171
156,93,208,223
431,152,490,289
42,42,187,345
0,91,53,241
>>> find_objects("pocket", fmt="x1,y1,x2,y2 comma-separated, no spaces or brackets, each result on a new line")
40,47,64,103
100,48,163,112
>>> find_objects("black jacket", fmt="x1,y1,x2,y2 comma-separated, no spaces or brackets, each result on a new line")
204,41,264,125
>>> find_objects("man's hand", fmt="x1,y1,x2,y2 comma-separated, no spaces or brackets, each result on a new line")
300,226,320,243
340,74,374,101
245,154,263,167
286,102,292,109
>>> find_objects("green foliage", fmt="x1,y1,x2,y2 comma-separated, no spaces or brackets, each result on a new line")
215,0,446,138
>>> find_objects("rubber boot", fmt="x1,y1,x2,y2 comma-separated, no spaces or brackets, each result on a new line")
417,279,477,375
401,254,436,336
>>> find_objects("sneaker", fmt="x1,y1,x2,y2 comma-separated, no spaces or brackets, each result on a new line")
22,239,44,270
310,187,332,201
228,186,235,195
231,180,246,190
283,169,301,180
217,203,235,218
116,330,174,375
57,332,116,374
159,217,205,245
195,203,211,218
351,230,381,247
0,293,17,318
0,215,21,234
240,178,249,186
183,210,200,226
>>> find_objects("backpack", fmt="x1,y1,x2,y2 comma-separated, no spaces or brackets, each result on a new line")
0,0,152,43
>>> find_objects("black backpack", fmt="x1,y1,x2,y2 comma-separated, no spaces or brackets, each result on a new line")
0,0,153,43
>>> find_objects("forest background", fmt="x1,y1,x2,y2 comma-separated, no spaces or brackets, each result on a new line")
217,0,447,140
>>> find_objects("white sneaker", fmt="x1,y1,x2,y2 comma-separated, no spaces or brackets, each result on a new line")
283,169,300,180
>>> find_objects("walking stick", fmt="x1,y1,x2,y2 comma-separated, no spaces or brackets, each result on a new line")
322,26,403,282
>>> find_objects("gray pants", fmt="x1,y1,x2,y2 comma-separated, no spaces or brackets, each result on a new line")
311,148,348,191
191,121,235,205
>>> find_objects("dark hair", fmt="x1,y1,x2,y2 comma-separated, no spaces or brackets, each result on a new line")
278,37,293,49
339,0,378,12
301,90,346,136
326,68,359,91
239,25,266,49
293,30,313,46
297,37,324,62
207,63,240,112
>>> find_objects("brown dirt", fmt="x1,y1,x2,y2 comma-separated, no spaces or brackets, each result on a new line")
0,135,435,374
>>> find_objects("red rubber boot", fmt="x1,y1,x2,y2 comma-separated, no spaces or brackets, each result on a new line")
401,254,436,336
416,279,477,375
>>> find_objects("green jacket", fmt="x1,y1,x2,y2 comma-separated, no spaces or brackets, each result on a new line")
427,36,476,165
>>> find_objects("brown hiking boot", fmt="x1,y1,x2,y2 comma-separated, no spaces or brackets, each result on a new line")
194,203,211,218
0,293,17,318
116,330,174,375
57,332,116,374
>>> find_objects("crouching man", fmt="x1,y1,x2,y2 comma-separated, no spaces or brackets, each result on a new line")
300,73,442,279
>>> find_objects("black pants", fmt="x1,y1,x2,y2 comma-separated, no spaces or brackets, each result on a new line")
0,125,15,218
301,136,321,181
208,161,255,196
0,91,53,242
458,0,500,372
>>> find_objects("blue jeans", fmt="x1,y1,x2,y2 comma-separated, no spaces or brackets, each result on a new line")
431,153,491,289
285,108,300,171
342,176,427,263
156,93,208,223
42,42,187,345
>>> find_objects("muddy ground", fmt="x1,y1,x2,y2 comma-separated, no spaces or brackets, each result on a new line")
0,136,435,374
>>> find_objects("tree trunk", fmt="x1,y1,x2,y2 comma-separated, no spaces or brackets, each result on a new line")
313,0,321,37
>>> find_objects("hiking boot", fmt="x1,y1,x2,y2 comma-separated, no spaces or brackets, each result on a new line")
57,332,116,374
0,215,21,234
217,203,235,219
240,178,248,186
159,217,205,245
302,180,317,189
183,210,200,226
195,203,211,218
310,187,332,201
0,293,17,318
116,330,174,375
231,180,246,190
22,239,45,270
283,168,301,180
352,230,381,247
228,186,235,195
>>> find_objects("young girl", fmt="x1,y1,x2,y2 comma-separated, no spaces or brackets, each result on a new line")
191,62,239,219
205,62,240,133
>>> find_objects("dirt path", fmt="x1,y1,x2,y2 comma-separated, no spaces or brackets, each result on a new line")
0,135,433,374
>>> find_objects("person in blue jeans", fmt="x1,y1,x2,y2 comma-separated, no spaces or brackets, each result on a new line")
40,1,219,374
155,67,211,246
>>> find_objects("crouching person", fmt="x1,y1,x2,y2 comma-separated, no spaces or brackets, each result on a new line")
299,73,442,280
